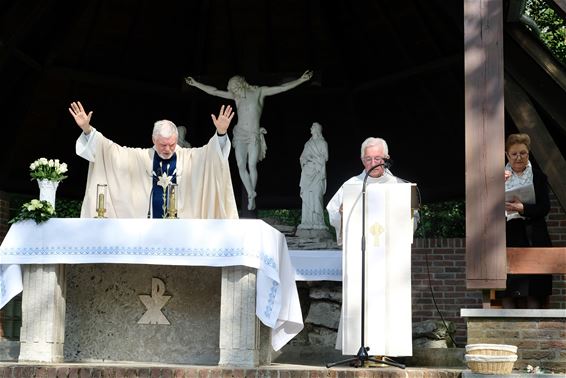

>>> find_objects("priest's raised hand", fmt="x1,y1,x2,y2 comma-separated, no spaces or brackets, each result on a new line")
211,104,234,135
68,101,93,135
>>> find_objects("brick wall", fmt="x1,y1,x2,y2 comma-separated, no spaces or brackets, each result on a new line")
466,315,566,373
411,238,480,347
542,190,566,309
411,190,566,347
548,191,566,247
411,239,566,348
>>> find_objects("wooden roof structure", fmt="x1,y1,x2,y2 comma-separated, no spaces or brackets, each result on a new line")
0,0,467,206
465,0,566,293
0,0,565,291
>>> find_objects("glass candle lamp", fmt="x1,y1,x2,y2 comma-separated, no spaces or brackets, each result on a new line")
95,184,107,218
166,183,178,219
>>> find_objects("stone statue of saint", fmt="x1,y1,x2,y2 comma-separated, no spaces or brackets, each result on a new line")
297,122,329,237
177,126,191,148
185,70,313,211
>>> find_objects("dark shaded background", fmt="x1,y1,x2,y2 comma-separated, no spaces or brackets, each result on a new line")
1,0,467,210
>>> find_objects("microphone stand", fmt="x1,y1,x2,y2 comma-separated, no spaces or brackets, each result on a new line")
327,162,405,369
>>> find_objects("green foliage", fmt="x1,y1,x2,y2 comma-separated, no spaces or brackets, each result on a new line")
55,199,82,218
525,0,566,64
9,199,56,224
260,199,466,239
257,209,301,226
9,194,82,220
414,200,465,238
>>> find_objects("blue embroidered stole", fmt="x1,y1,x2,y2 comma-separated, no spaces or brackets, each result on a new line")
151,153,177,218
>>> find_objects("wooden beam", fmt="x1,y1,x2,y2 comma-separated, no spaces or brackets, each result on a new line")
507,247,566,274
482,290,497,309
505,25,566,134
507,24,566,96
49,66,179,99
547,0,566,20
466,279,507,289
504,73,566,212
352,54,461,93
464,0,507,290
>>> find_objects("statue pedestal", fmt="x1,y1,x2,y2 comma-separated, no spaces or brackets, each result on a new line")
295,227,332,239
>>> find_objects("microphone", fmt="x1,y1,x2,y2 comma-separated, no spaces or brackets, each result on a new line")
368,158,392,172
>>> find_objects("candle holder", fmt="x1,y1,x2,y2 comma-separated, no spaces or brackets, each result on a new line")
165,183,178,219
95,184,107,218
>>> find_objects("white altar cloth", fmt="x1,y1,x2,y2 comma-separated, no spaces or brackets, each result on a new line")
0,218,302,351
288,250,342,281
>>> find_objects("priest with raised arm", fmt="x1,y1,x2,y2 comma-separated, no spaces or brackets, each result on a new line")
69,101,238,219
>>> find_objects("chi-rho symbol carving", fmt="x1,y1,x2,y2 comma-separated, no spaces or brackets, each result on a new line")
138,277,171,325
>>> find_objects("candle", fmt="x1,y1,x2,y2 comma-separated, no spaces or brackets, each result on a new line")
98,193,105,210
169,188,176,211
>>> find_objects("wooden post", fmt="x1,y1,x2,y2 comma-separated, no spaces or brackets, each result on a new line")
464,0,507,291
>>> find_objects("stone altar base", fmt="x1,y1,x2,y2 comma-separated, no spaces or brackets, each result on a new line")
462,309,566,374
65,264,222,365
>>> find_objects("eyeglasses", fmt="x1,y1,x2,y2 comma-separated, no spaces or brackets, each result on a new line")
508,151,529,159
362,156,385,164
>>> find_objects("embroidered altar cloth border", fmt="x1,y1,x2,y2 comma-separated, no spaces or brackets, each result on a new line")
288,250,342,281
0,218,301,351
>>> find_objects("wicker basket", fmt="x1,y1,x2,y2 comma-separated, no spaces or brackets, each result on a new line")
465,343,518,356
465,354,518,374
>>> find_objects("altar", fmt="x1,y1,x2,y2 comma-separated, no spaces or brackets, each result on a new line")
0,218,302,367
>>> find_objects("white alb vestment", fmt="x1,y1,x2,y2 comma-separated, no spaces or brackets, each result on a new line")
76,129,238,219
326,171,414,356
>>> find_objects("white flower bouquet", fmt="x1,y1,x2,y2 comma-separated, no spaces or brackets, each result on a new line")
9,199,56,224
29,158,68,182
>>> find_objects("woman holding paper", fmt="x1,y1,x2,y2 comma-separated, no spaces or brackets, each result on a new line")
501,133,552,308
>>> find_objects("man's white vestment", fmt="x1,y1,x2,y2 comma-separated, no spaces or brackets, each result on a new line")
76,129,238,219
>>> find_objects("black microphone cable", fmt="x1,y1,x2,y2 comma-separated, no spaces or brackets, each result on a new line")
414,185,461,348
394,173,461,347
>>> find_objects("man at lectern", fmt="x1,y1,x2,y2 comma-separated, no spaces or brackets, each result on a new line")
326,137,418,244
69,101,239,219
326,136,418,360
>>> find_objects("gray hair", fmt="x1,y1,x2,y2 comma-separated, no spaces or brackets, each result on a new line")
360,137,389,158
153,120,178,139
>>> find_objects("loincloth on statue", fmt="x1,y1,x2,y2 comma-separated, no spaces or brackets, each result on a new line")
233,126,267,161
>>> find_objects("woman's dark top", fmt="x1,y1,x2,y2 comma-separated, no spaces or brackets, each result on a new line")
505,167,552,298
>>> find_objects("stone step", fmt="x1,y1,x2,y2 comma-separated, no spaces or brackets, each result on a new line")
0,363,465,378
